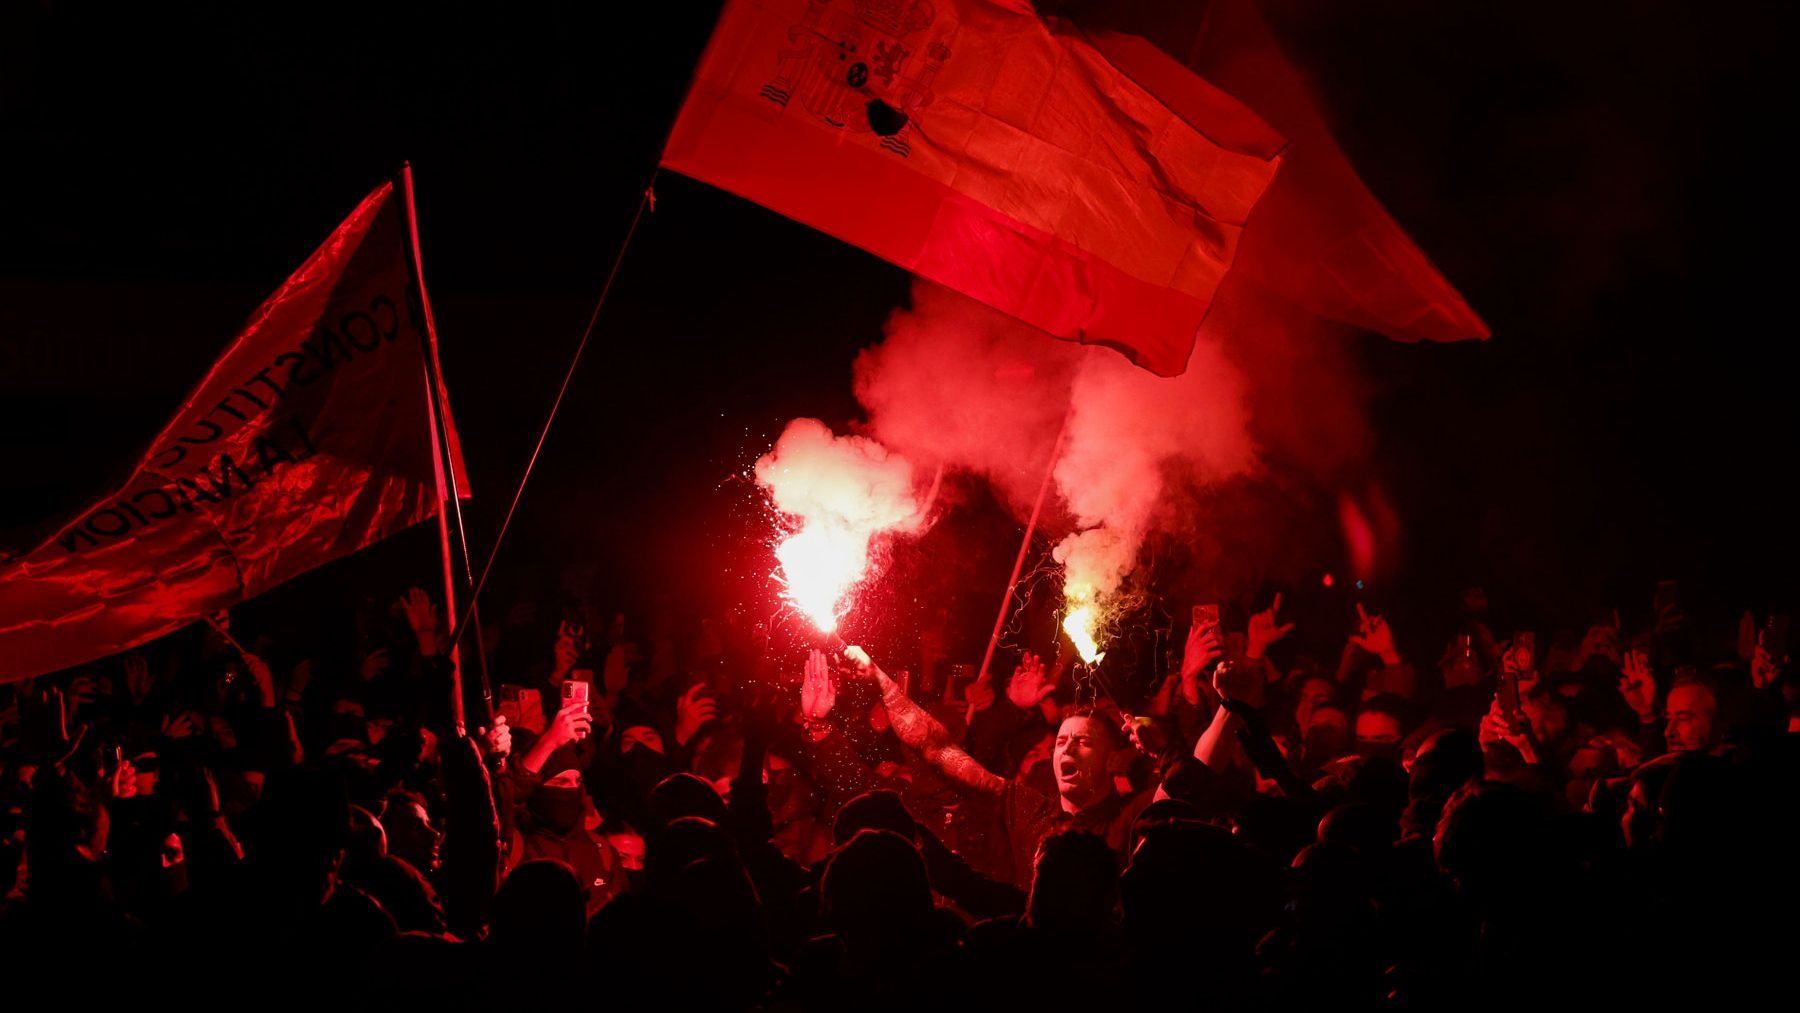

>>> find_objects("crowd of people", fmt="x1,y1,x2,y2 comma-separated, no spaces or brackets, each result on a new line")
1,573,1793,1008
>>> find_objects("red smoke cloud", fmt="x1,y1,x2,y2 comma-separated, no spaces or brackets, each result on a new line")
855,282,1273,613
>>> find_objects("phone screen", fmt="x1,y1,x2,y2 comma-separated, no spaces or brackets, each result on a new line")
562,679,591,708
1192,604,1220,629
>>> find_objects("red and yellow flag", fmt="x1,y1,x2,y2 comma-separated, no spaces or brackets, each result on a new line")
662,0,1287,377
0,182,466,681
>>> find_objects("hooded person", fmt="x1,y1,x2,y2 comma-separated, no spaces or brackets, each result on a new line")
508,768,624,917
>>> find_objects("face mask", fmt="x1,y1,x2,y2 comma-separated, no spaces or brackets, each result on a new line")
531,786,586,836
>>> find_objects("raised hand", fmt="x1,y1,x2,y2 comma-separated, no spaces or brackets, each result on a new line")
1479,696,1538,763
481,714,513,759
161,710,200,740
1212,658,1260,704
67,674,102,714
801,649,836,722
676,683,718,746
545,699,594,747
123,655,153,705
963,668,996,714
1246,593,1296,661
1351,604,1401,665
843,644,875,676
1619,649,1657,719
1007,652,1054,710
1181,621,1225,683
396,587,441,656
108,754,139,800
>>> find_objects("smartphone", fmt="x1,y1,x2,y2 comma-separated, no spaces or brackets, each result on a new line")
562,679,591,740
1766,614,1791,662
562,678,591,709
1513,631,1537,672
498,684,546,735
1192,604,1220,630
497,683,525,728
1497,662,1521,717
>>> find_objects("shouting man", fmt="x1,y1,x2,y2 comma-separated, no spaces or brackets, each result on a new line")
842,641,1212,886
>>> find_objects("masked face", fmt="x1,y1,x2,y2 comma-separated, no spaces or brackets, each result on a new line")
621,726,665,755
1355,711,1403,760
531,785,587,836
531,769,588,836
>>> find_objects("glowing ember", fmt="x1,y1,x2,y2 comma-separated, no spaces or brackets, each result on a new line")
754,418,923,636
1062,586,1106,664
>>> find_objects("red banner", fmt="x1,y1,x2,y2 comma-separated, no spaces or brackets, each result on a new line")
1094,0,1489,343
663,0,1286,377
0,182,464,681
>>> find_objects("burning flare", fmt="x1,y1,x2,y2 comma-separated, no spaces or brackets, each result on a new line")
755,419,923,635
772,524,860,634
1062,585,1106,664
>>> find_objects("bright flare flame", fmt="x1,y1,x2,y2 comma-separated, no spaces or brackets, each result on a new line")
754,419,923,637
773,523,864,634
1062,588,1106,664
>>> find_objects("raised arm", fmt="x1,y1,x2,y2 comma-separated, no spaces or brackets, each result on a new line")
845,645,1005,797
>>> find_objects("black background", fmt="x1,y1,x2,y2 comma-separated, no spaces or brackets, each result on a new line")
3,1,1793,669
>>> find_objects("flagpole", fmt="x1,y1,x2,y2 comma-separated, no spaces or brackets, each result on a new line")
441,171,659,663
399,163,490,731
969,398,1075,722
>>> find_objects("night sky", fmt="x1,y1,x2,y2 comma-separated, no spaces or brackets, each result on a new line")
3,1,1793,668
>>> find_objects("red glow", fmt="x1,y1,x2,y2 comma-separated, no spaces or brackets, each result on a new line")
753,419,923,637
771,523,862,634
1338,492,1377,580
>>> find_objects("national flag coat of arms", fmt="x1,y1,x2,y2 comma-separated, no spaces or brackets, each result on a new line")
663,0,1289,377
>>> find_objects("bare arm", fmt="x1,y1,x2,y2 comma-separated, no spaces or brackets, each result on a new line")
1194,702,1240,769
848,646,1006,797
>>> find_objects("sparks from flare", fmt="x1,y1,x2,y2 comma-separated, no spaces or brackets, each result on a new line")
753,419,922,637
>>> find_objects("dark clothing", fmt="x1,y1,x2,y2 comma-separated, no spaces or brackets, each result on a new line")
512,826,624,917
1000,781,1152,887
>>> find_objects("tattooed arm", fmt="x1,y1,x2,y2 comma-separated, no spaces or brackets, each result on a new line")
844,646,1006,797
